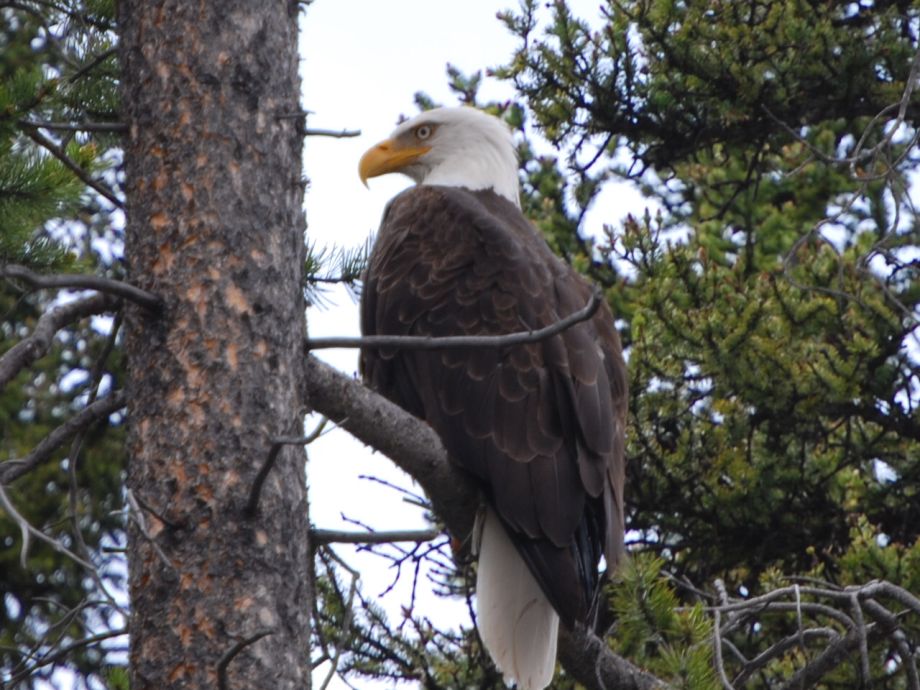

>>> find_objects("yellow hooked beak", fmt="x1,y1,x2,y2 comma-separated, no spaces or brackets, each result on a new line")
358,138,431,187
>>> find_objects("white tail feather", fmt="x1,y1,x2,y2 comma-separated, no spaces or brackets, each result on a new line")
476,509,558,689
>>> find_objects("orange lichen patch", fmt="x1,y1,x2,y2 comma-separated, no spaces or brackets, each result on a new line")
150,211,169,231
152,242,175,274
185,283,208,321
152,170,169,192
167,386,186,407
180,181,194,202
180,571,196,590
225,284,251,314
171,461,188,485
202,337,221,358
148,516,165,539
187,401,206,428
226,341,238,370
222,468,241,489
195,482,214,504
197,615,217,639
177,62,194,82
235,595,254,611
168,663,193,684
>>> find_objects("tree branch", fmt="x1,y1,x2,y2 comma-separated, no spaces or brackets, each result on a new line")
1,264,163,311
18,118,128,133
306,289,602,351
311,528,441,545
303,355,666,690
0,292,118,393
304,127,361,138
0,391,126,484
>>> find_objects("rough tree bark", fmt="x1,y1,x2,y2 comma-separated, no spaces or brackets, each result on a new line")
119,2,311,688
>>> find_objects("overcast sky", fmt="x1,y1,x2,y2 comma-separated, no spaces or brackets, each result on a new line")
297,2,645,686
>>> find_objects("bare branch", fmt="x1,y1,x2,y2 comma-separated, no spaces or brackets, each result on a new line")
306,289,603,351
312,528,441,545
274,109,361,137
216,629,275,690
1,264,163,311
709,579,920,689
245,418,328,517
18,118,127,133
305,127,362,138
0,391,126,484
0,292,117,393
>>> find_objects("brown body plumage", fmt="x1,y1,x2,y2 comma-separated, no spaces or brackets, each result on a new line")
361,184,627,626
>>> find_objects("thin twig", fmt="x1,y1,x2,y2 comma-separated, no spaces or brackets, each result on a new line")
125,489,176,574
216,629,275,690
245,418,327,517
21,126,123,207
4,628,126,688
0,480,96,571
66,46,117,83
1,264,162,311
306,289,603,351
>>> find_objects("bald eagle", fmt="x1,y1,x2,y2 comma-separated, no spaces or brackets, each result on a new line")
358,106,627,690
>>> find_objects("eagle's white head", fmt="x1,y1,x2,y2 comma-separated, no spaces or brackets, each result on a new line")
358,106,520,208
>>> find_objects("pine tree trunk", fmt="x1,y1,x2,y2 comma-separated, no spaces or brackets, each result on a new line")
119,2,311,688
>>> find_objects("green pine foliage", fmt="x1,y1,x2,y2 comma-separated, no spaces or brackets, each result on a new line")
1,2,127,687
1,2,117,267
611,554,717,690
496,1,920,687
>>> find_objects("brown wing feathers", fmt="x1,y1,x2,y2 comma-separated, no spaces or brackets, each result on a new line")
361,184,627,627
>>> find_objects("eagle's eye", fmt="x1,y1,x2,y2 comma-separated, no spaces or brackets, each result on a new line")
414,125,432,140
